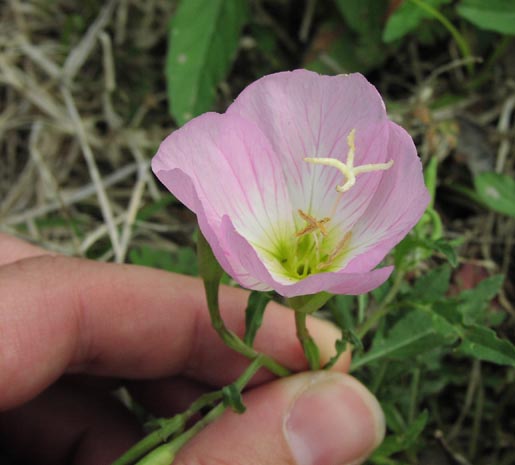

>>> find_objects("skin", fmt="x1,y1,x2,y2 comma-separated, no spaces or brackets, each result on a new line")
0,233,381,465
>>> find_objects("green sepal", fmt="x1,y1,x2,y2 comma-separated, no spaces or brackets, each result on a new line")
197,229,224,283
287,292,332,314
244,291,273,346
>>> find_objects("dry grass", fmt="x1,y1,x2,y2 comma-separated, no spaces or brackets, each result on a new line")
0,0,187,261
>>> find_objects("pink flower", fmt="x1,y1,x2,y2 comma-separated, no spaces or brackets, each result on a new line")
152,70,429,297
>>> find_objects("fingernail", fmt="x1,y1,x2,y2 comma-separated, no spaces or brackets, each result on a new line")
284,373,385,465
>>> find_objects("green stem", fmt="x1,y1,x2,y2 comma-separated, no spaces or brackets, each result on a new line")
294,311,320,370
110,416,185,465
136,356,265,465
357,270,405,339
197,230,290,377
204,278,290,377
409,0,474,73
112,357,265,465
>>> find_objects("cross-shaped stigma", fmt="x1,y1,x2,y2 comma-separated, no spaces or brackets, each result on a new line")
304,129,394,193
295,209,331,237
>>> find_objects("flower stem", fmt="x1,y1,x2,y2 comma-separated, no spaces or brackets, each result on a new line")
136,356,265,465
203,278,290,377
111,356,265,465
294,311,320,370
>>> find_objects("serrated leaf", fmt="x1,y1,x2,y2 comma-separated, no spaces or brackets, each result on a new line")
457,0,515,35
411,265,451,302
459,325,515,367
324,338,348,370
351,309,457,370
244,291,273,346
473,172,515,217
222,384,246,413
430,238,458,267
458,275,504,325
166,0,248,125
372,410,428,458
383,0,451,42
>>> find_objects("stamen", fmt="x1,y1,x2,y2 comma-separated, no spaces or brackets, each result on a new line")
295,209,331,237
304,128,394,193
318,231,352,270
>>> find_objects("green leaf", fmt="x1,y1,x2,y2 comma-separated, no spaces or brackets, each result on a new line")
351,309,457,370
129,246,198,276
372,410,428,458
383,0,451,42
222,384,246,413
410,265,451,303
459,325,515,367
335,0,388,36
395,235,457,269
330,0,390,72
244,291,273,347
136,195,176,222
166,0,249,125
429,238,458,267
324,339,348,370
458,275,504,325
473,172,515,217
457,0,515,35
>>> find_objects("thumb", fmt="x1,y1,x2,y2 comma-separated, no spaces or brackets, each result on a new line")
174,372,385,465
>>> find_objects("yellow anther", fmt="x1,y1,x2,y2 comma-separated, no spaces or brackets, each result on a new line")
295,209,331,237
304,128,394,193
318,231,352,270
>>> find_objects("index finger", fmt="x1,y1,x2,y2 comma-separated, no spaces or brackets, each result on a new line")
0,252,348,411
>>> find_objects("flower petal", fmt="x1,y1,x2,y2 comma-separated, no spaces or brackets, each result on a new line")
152,112,294,250
227,70,390,224
343,121,430,273
153,167,272,291
221,215,393,297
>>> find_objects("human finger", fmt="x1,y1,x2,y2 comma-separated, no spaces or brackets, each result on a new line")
174,372,385,465
0,254,349,410
0,232,50,266
0,381,141,465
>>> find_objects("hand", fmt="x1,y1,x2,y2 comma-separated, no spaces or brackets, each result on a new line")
0,233,384,465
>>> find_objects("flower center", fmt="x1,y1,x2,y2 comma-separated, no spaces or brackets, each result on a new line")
270,129,394,281
265,129,393,280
